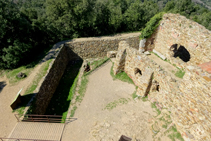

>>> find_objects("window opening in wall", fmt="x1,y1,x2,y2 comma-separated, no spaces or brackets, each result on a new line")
134,68,142,77
170,44,190,62
151,80,159,92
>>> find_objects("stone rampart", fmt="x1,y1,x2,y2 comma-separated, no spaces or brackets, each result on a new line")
33,45,69,115
114,41,211,141
65,33,140,59
32,33,140,115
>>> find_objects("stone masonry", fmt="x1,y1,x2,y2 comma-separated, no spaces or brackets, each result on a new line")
34,45,69,114
33,33,140,115
33,13,211,141
113,13,211,141
65,33,140,59
146,13,211,81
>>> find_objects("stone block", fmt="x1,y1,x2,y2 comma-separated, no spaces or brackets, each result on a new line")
107,51,117,58
152,49,166,60
139,39,146,53
199,61,211,74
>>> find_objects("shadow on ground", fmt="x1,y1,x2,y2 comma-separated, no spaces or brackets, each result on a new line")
0,81,6,93
45,59,83,118
12,93,35,111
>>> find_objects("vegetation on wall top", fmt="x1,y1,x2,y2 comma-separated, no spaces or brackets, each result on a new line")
140,12,165,40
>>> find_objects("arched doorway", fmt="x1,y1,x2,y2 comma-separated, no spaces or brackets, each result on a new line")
170,44,190,62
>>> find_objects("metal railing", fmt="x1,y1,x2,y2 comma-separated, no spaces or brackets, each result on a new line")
0,137,59,141
1,114,77,141
15,114,76,124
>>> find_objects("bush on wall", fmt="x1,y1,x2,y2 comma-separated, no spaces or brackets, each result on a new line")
140,12,165,40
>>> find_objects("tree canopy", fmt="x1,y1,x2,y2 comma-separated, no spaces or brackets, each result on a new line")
0,0,211,69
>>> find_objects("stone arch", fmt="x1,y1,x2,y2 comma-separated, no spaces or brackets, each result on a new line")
170,44,190,62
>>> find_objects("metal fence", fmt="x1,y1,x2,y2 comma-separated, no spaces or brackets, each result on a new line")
15,114,66,123
0,114,77,141
0,137,59,141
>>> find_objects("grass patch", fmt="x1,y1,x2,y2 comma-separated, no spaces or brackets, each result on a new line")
70,106,77,117
162,124,168,129
165,126,184,141
110,62,134,84
151,102,161,116
132,90,139,99
84,57,109,76
45,60,82,121
14,59,53,115
5,66,34,85
142,96,149,102
76,75,89,103
62,74,79,120
2,45,53,85
15,107,25,115
104,98,131,110
25,59,53,95
175,69,185,78
159,114,172,130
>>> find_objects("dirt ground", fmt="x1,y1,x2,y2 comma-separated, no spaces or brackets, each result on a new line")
62,60,182,141
62,61,154,141
0,64,42,137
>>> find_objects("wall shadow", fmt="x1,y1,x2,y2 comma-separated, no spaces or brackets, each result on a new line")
12,93,35,110
44,58,83,117
0,81,7,93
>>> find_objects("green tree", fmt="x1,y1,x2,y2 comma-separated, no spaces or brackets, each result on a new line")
124,1,144,31
0,0,33,68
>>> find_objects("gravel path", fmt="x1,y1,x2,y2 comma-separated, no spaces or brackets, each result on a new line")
62,61,155,141
0,64,42,137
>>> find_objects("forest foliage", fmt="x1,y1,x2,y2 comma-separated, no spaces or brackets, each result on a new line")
1,0,211,69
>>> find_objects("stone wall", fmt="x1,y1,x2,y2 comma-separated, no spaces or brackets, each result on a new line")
32,33,140,115
145,13,211,81
33,45,69,115
65,33,140,59
114,40,211,141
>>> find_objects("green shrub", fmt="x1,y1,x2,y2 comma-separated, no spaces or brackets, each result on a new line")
140,12,165,40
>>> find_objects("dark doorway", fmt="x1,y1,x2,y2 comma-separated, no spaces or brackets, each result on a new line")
170,44,190,62
134,68,142,76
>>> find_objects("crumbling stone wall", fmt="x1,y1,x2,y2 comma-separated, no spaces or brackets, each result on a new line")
65,33,140,59
33,45,69,114
114,40,211,140
33,33,140,115
145,13,211,81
